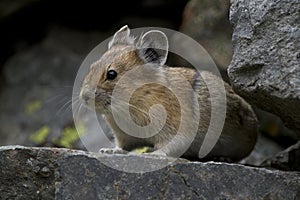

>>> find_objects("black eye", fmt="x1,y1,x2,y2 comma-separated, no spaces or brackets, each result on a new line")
107,70,117,80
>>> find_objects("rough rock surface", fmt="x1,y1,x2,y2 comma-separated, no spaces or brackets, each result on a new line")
1,146,299,199
228,0,300,136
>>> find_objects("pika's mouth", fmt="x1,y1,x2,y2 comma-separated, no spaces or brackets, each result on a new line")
79,91,94,107
79,87,113,114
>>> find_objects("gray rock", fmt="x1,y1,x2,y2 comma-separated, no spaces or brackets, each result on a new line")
1,146,299,199
262,141,300,171
228,0,300,136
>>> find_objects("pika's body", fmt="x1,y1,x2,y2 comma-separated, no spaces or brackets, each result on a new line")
80,25,258,161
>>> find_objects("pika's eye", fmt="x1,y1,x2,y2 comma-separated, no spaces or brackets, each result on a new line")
107,70,117,80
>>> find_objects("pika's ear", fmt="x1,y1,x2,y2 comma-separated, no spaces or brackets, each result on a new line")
108,25,135,48
137,30,168,66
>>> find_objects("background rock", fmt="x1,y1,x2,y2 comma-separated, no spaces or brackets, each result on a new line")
1,146,300,199
0,27,112,150
228,0,300,136
0,0,37,20
180,0,232,72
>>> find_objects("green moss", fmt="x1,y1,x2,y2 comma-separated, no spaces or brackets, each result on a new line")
25,100,42,115
55,123,86,148
30,126,50,144
134,146,150,154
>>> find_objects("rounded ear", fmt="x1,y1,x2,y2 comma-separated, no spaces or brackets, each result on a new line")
108,25,135,49
137,30,169,66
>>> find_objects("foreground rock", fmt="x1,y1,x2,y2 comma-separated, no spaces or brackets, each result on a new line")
0,146,299,199
228,0,300,136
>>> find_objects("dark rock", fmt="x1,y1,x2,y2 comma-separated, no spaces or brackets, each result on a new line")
0,0,37,19
0,146,58,200
262,141,300,171
180,0,232,70
1,146,300,199
228,0,300,136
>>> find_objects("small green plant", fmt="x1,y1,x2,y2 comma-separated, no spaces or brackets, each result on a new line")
30,126,50,144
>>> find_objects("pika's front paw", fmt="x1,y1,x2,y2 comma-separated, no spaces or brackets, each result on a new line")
99,147,128,154
150,150,168,157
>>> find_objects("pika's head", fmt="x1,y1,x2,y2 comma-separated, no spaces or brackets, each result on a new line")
80,25,169,113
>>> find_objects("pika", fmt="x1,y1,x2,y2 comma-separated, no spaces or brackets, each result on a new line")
80,25,258,161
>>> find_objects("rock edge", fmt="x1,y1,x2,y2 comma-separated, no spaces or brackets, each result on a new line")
0,146,299,200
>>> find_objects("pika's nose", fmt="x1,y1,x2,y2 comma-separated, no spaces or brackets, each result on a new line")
82,92,91,102
80,89,94,103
